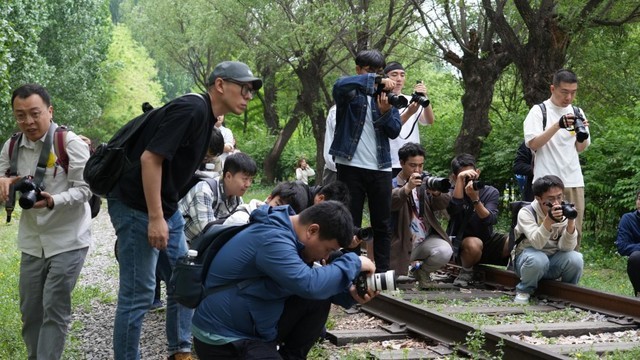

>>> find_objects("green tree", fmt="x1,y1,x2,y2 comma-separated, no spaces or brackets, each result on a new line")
0,0,51,137
91,25,165,141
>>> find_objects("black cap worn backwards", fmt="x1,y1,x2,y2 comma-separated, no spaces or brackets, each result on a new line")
207,61,263,91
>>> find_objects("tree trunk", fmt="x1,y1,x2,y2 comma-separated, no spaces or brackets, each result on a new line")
454,56,508,157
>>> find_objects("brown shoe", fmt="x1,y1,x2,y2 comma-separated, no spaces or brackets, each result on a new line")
168,353,192,360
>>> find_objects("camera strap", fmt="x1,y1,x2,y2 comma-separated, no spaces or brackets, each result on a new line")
33,123,57,187
6,123,56,222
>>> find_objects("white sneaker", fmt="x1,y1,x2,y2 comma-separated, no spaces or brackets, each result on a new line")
514,292,530,304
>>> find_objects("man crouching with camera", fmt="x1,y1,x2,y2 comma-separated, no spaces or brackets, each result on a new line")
192,201,377,359
447,153,509,287
511,175,583,304
390,143,452,289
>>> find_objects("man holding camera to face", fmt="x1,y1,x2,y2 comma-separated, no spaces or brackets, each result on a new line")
330,49,402,273
512,175,584,304
447,153,509,287
0,84,92,360
384,62,435,177
524,69,591,250
390,143,452,288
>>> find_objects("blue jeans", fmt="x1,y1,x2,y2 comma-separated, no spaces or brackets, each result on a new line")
108,198,193,359
514,247,583,294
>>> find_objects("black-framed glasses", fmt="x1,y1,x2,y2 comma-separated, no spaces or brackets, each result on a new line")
224,79,256,97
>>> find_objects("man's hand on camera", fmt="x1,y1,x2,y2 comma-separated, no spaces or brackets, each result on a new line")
405,172,422,192
359,256,376,276
414,82,428,95
377,91,392,114
0,177,20,202
349,283,377,304
380,78,395,91
558,114,575,128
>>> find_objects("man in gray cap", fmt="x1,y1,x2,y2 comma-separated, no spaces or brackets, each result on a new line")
109,61,261,360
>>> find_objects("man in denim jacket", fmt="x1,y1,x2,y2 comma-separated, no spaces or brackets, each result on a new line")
329,49,402,272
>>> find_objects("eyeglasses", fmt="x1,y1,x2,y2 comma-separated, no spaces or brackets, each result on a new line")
15,111,43,124
224,79,256,98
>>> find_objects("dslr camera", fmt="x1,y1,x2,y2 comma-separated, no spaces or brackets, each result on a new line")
354,270,396,297
420,172,451,193
410,81,430,108
13,176,45,209
572,115,589,143
545,201,578,220
375,78,408,109
465,177,485,191
354,226,374,242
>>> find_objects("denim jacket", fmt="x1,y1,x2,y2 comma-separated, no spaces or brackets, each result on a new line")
329,73,401,169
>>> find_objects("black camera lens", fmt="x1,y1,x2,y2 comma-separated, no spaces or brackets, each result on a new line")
18,191,38,209
471,180,485,190
355,227,374,242
421,172,451,192
573,117,589,143
561,201,578,219
411,93,430,108
387,93,408,108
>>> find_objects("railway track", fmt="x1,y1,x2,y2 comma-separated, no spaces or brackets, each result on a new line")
326,265,640,359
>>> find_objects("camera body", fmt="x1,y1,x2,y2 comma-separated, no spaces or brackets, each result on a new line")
572,116,589,143
375,80,408,109
544,201,578,220
420,172,451,193
354,270,396,297
14,176,44,209
559,201,578,219
354,226,374,242
410,80,430,108
464,176,485,191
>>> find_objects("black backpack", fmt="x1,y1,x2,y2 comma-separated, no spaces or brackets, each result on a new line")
84,93,205,196
506,201,537,270
169,222,252,308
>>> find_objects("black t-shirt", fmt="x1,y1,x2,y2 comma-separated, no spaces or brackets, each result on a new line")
115,93,215,218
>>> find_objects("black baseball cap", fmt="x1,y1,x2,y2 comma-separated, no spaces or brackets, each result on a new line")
207,61,263,91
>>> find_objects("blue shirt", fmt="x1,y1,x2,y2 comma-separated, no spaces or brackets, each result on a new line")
192,205,361,343
329,73,401,169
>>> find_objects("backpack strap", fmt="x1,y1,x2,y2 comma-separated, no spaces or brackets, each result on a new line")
7,132,22,177
538,103,547,130
53,126,69,173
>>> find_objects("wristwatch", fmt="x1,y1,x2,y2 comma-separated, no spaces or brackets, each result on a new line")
471,199,481,206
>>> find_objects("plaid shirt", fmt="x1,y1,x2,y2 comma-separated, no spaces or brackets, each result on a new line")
178,177,243,240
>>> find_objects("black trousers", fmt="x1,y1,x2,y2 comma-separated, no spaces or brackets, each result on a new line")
194,296,332,360
277,296,332,359
337,164,392,272
628,251,640,296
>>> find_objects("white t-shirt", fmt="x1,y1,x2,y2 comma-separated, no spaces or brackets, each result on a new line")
336,95,385,171
523,99,590,187
323,105,336,172
218,125,234,165
390,94,430,168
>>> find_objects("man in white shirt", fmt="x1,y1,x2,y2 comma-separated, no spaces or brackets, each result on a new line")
523,69,591,249
215,114,235,168
322,105,337,184
0,84,92,359
385,62,435,177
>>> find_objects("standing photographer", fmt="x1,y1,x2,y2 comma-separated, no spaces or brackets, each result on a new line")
512,175,583,304
447,153,509,287
329,49,402,273
384,62,435,177
390,143,452,287
0,84,92,359
523,69,591,249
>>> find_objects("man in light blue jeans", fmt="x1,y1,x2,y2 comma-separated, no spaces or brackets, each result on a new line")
512,175,583,304
107,61,262,359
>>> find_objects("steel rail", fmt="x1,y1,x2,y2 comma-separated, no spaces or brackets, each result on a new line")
476,265,640,321
361,294,571,360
